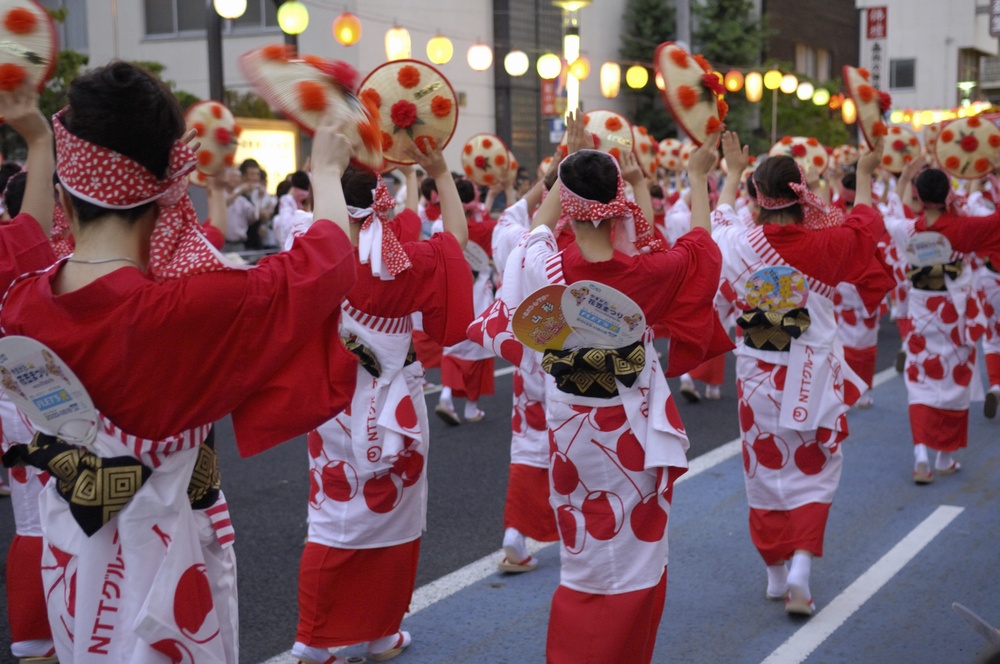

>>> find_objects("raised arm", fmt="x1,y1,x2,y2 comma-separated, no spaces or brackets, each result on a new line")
0,84,53,233
686,132,722,233
718,131,748,209
619,150,653,225
404,141,467,248
530,112,589,231
310,115,354,240
854,137,885,209
398,164,420,213
897,154,926,212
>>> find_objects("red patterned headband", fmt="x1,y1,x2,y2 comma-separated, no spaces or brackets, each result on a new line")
753,163,843,230
350,174,412,279
558,150,664,252
53,109,240,280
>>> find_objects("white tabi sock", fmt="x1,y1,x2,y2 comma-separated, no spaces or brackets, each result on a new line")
11,639,55,658
766,563,789,599
464,400,480,419
787,552,812,601
291,642,332,663
913,443,929,469
935,451,954,471
503,527,529,563
439,387,453,408
368,631,411,655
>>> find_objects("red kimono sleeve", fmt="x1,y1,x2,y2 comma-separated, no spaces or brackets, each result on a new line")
409,232,474,346
653,228,735,377
0,213,56,290
932,210,1000,256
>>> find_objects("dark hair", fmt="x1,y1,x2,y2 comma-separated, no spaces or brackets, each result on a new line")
275,179,292,199
0,163,22,194
560,151,617,204
61,61,184,223
840,172,857,192
419,176,437,201
239,158,261,175
752,156,803,224
745,177,757,199
455,178,477,204
649,183,664,198
914,168,950,206
341,165,378,208
3,171,26,216
289,170,310,190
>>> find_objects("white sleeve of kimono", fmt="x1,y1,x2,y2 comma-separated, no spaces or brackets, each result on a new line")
492,199,531,282
664,198,691,246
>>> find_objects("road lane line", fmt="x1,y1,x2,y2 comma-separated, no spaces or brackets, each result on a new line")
760,505,965,664
262,368,902,663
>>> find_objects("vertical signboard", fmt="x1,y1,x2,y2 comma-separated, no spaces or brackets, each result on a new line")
991,0,1000,38
861,6,888,89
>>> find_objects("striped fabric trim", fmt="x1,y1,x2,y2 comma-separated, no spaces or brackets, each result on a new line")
204,499,236,548
98,415,210,470
343,302,413,335
746,226,835,300
545,252,566,286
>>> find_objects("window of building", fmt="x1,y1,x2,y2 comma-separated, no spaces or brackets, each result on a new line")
890,59,915,89
816,48,831,82
38,0,89,52
794,44,831,82
144,0,279,38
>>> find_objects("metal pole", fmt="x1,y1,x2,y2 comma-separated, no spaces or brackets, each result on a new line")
771,87,778,145
207,1,224,102
677,0,691,49
272,0,298,51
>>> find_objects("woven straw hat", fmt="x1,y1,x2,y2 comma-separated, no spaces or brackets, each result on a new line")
357,59,458,165
185,101,240,185
830,144,860,171
934,116,1000,179
559,109,634,160
655,41,727,145
658,138,684,172
768,136,829,174
631,126,659,179
461,133,512,187
239,44,382,171
0,1,56,97
880,125,923,173
843,66,892,150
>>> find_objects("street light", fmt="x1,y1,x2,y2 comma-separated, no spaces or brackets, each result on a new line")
214,0,246,19
208,0,247,101
553,0,591,115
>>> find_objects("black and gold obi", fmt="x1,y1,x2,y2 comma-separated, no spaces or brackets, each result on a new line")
541,340,645,398
737,308,811,352
342,335,416,378
907,259,962,292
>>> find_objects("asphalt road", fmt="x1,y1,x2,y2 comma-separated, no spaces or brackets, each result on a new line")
4,319,999,663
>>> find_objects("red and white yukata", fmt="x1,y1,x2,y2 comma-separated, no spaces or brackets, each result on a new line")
490,199,557,546
712,203,890,566
440,206,497,406
470,223,729,664
0,215,358,663
296,209,473,650
885,209,1000,454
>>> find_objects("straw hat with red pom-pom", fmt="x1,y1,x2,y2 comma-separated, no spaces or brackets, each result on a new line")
655,41,727,145
880,125,923,173
831,144,860,171
185,101,240,187
559,109,634,161
934,116,1000,180
769,136,829,174
0,1,56,99
658,137,684,172
239,45,383,171
461,133,512,187
843,65,892,150
924,123,944,166
357,59,459,165
631,125,659,178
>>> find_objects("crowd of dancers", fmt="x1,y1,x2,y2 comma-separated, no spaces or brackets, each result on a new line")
0,54,997,664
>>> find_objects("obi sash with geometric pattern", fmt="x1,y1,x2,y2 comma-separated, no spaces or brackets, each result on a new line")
907,259,962,291
188,427,221,510
342,335,416,378
737,307,811,352
541,341,645,398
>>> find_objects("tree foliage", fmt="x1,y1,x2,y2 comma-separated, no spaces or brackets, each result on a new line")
618,0,676,139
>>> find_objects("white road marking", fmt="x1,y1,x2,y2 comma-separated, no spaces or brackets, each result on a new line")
760,505,965,664
263,368,902,663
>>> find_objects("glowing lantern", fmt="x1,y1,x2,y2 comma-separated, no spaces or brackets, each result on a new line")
213,0,246,19
745,71,763,102
332,12,361,46
724,70,744,92
625,65,649,89
600,62,620,98
385,26,411,61
276,1,308,35
655,71,664,90
796,81,814,101
467,42,493,71
426,35,453,64
763,69,782,90
504,50,529,77
537,53,562,80
569,56,590,80
812,88,830,106
842,98,857,124
779,73,798,94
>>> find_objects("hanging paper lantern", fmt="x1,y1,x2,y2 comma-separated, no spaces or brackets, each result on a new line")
385,26,411,61
214,0,247,19
276,1,308,35
745,71,763,102
842,98,857,124
779,73,798,94
763,69,782,90
812,88,830,106
537,53,562,80
504,50,529,76
654,71,664,90
332,12,361,46
568,56,590,80
724,70,744,93
600,62,620,98
426,35,453,65
796,81,814,101
625,65,648,89
467,42,493,71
